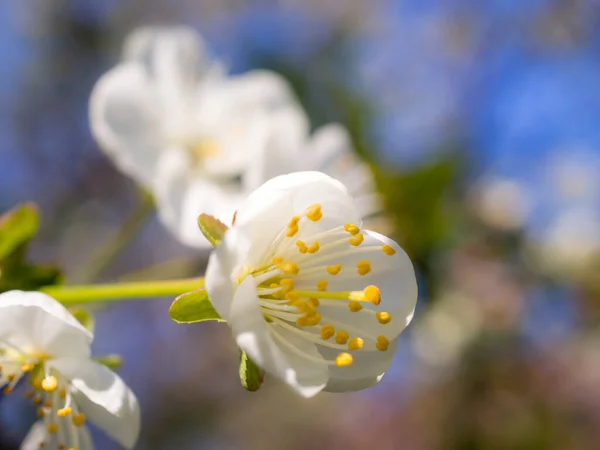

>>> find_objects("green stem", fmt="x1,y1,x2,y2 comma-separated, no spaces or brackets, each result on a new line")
41,277,204,306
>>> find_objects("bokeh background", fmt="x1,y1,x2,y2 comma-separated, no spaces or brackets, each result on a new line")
2,0,600,448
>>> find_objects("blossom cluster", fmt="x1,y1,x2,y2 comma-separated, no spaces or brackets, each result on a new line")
1,26,418,449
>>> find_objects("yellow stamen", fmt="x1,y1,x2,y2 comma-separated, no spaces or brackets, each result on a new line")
376,312,392,324
306,204,322,222
344,223,360,235
21,362,35,372
363,285,381,305
335,330,350,345
296,314,322,327
357,260,371,276
72,413,86,427
281,262,299,275
348,337,364,351
382,244,396,256
349,233,364,246
57,407,72,417
335,353,353,367
7,374,15,382
320,324,335,340
326,264,342,275
290,216,300,226
376,336,389,351
309,298,320,307
296,240,308,254
41,376,58,393
47,423,58,434
317,280,328,291
272,256,283,265
348,301,363,312
286,225,298,237
307,241,320,253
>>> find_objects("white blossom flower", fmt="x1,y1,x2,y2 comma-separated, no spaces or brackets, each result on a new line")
89,26,301,247
0,291,139,450
90,26,384,247
205,172,417,397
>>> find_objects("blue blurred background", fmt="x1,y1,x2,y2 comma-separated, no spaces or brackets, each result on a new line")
2,0,600,449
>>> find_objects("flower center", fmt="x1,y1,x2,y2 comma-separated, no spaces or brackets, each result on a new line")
0,341,86,449
242,203,397,368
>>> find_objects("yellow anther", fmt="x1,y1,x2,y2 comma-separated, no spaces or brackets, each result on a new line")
304,301,317,316
7,374,15,382
44,400,53,408
281,262,299,275
280,279,294,293
348,337,364,351
320,324,335,340
296,240,308,254
335,353,353,367
348,233,364,246
309,298,320,307
37,407,45,418
33,395,43,405
47,423,58,434
306,204,323,221
326,264,342,275
348,301,363,312
364,285,381,305
286,225,298,237
376,312,392,324
272,256,283,265
31,378,41,390
59,389,67,399
72,412,86,427
335,330,350,345
41,376,58,393
286,292,299,302
305,313,322,327
21,362,35,372
357,260,371,276
382,244,396,256
3,386,12,395
307,242,320,253
376,336,390,351
289,216,300,226
57,407,72,417
317,280,328,291
344,223,360,235
296,316,308,327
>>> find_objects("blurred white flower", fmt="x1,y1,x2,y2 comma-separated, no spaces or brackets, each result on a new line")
205,172,417,397
470,176,530,231
90,26,384,248
0,291,139,450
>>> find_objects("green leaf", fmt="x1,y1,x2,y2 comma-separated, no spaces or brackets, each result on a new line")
169,288,224,323
239,350,264,392
0,203,40,260
69,307,95,332
94,354,123,371
197,213,228,247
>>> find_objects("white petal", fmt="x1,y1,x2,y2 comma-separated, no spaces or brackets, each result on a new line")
308,124,382,218
0,291,92,359
243,106,309,191
319,339,398,393
20,421,94,450
20,421,47,450
205,228,253,322
302,230,417,345
153,147,245,248
230,277,328,397
123,26,218,98
49,358,140,449
233,171,361,266
89,63,165,188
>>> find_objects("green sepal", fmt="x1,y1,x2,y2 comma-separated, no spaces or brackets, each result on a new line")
69,307,95,332
239,349,264,392
0,203,39,259
197,213,228,247
169,288,224,323
94,354,123,371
